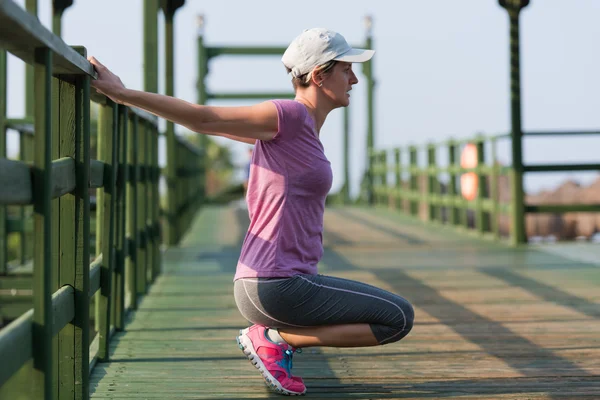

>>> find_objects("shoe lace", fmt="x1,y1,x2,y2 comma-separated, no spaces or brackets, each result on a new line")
278,347,302,376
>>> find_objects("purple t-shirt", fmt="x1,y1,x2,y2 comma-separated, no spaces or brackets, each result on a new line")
234,99,333,280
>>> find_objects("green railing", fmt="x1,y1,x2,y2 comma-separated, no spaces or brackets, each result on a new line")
371,134,511,241
0,1,204,398
370,130,600,244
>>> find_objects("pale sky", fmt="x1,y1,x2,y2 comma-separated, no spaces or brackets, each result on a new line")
5,0,600,196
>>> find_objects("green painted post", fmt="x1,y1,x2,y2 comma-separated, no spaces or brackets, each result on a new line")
136,117,147,296
50,36,61,400
51,0,73,36
76,53,91,400
364,16,375,205
490,137,500,238
144,0,161,277
126,113,138,310
143,122,155,283
426,144,436,222
21,0,37,270
499,0,529,245
476,140,487,234
25,0,37,118
164,4,178,245
96,101,116,361
343,106,350,204
381,151,388,206
460,144,469,229
142,121,152,285
448,141,459,225
151,127,161,280
55,66,74,400
114,105,126,330
409,146,418,216
0,50,6,273
175,142,182,241
394,148,401,211
57,46,90,398
32,46,53,400
144,0,159,94
197,15,208,199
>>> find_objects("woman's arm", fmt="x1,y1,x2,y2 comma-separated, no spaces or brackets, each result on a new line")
209,132,256,145
88,57,278,142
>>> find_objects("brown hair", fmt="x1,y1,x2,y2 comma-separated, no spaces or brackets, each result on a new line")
286,60,338,90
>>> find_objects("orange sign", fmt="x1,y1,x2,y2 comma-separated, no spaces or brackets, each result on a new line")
460,143,478,201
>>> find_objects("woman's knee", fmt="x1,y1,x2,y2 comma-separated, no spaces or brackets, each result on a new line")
380,299,414,345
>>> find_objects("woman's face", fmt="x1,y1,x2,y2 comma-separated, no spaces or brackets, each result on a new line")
320,62,359,108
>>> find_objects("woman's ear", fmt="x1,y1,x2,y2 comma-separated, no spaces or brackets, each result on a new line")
311,71,324,88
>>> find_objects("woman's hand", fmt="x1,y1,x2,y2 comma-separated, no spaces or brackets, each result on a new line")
87,56,126,103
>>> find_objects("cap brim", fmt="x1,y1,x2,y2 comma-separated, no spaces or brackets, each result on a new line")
334,48,375,63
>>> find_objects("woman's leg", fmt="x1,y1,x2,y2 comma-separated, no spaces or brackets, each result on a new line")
235,274,415,347
233,275,414,395
279,323,378,348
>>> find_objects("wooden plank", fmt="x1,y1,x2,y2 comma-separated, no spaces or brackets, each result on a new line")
5,118,34,135
0,284,72,388
0,158,108,204
0,309,33,387
0,157,77,204
0,158,32,204
0,274,32,290
89,254,103,298
88,206,600,399
89,159,105,189
52,285,74,336
52,156,76,199
0,0,94,77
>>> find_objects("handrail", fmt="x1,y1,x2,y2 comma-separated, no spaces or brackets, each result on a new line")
0,0,205,398
370,128,600,243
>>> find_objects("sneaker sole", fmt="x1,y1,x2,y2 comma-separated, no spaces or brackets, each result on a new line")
236,328,306,396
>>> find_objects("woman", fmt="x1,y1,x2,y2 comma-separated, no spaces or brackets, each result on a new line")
89,27,414,396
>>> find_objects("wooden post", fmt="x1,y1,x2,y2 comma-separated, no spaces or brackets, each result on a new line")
343,106,350,204
394,148,401,211
96,100,117,360
32,46,53,400
136,116,147,296
409,146,418,216
126,113,138,309
499,0,529,245
0,50,6,273
115,106,128,324
448,141,459,225
163,1,183,245
476,139,488,234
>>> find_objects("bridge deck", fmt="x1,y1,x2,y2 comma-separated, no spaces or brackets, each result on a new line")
90,205,600,399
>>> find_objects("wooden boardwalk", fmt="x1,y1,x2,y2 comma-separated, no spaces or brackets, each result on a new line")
90,205,600,399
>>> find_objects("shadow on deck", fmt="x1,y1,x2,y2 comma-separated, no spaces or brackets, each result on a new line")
90,205,600,399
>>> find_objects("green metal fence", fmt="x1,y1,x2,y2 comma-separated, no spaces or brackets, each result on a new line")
0,1,203,398
371,134,511,241
370,127,600,245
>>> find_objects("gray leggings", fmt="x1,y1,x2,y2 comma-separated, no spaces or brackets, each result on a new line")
233,274,414,345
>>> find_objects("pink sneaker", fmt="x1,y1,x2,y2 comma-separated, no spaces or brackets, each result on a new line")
236,325,306,396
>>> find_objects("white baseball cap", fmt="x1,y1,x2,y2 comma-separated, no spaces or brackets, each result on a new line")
282,28,375,78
